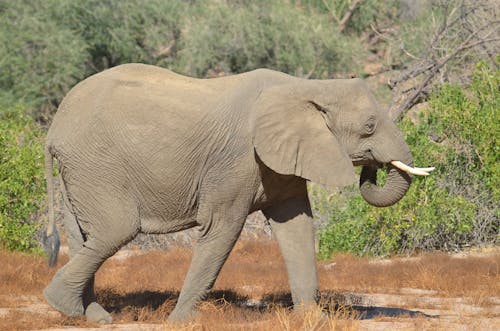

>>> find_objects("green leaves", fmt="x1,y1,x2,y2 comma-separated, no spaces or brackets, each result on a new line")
0,0,187,117
174,1,365,78
427,61,499,200
0,105,45,252
0,1,88,117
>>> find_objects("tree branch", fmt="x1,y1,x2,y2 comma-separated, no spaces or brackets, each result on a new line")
338,0,363,33
392,33,500,121
389,0,499,122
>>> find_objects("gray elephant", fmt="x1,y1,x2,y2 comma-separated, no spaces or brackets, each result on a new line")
42,64,433,323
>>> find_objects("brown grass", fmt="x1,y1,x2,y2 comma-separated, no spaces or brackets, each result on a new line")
319,250,500,298
0,249,60,297
0,239,498,330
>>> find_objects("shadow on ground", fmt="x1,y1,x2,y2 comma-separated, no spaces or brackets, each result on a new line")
97,289,434,320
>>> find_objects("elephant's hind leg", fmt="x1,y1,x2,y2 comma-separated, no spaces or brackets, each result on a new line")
58,181,112,323
44,188,140,324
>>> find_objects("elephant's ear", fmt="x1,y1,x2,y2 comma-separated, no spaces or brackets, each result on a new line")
252,85,356,188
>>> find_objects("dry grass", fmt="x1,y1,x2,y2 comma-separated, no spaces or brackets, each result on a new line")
0,239,498,330
0,249,60,297
319,250,500,299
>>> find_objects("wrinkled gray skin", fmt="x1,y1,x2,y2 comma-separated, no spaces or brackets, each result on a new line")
43,64,412,323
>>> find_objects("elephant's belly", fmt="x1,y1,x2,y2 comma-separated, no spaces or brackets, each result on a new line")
139,216,198,234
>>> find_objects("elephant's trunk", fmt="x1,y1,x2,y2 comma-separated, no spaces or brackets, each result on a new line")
359,154,413,207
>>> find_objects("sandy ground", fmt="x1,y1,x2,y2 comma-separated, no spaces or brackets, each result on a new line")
1,240,499,330
3,289,498,330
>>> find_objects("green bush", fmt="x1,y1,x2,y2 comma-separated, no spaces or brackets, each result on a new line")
296,0,400,34
430,62,499,200
49,0,187,70
0,0,89,119
0,0,187,118
0,105,46,252
318,62,499,258
176,1,365,78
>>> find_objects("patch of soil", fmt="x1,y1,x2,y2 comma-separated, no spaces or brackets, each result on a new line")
1,240,499,330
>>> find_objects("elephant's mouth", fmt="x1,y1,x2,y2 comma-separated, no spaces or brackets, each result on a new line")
349,151,375,167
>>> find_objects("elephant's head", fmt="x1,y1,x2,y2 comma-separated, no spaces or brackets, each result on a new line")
252,78,433,207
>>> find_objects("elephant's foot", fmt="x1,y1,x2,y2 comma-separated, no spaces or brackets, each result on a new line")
167,305,196,323
85,302,112,324
43,271,84,317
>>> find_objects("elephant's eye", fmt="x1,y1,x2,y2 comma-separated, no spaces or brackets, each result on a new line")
364,118,376,135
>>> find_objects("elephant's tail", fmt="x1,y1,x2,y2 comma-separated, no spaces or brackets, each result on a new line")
42,144,60,267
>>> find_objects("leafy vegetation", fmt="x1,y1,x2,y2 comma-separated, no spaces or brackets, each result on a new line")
0,0,186,119
176,1,364,78
297,0,400,34
319,62,499,258
0,105,45,252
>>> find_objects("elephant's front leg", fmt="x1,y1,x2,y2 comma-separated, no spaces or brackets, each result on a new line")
263,196,319,308
168,205,247,322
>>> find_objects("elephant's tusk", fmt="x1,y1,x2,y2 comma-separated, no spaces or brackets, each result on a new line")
390,161,435,176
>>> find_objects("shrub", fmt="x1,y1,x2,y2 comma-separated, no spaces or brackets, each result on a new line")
0,1,89,120
296,0,400,34
0,0,188,119
318,61,499,258
176,1,365,78
49,0,187,70
430,62,499,200
0,104,46,252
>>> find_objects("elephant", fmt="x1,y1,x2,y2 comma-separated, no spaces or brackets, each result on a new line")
42,63,433,323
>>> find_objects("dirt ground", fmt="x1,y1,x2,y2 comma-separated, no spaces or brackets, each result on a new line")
1,238,499,330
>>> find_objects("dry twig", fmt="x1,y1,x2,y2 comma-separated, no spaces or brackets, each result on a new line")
338,0,364,33
389,0,500,121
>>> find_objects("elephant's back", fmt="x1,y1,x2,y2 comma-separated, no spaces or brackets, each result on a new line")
48,64,214,147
